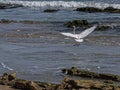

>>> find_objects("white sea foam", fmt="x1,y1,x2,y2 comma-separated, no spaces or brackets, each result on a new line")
0,62,13,71
0,0,120,9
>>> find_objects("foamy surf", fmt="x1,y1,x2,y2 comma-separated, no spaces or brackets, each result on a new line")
0,62,13,71
0,0,120,9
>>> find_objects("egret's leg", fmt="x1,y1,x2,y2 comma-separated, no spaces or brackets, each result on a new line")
73,43,80,46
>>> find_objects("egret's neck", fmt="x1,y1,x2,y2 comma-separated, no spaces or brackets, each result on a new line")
73,26,76,34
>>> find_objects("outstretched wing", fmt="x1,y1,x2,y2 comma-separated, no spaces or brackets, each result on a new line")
78,25,97,38
61,32,77,38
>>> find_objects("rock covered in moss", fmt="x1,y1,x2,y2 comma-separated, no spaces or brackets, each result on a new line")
64,20,89,27
104,7,120,13
75,7,120,13
75,7,103,12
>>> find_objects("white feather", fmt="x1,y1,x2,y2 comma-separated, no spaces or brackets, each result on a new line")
1,62,13,71
78,25,97,38
61,25,97,42
61,32,77,38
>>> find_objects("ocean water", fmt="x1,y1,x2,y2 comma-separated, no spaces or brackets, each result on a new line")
0,0,120,83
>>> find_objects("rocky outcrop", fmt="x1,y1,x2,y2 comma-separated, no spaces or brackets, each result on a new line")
76,7,103,13
0,73,16,86
75,7,120,13
0,72,120,90
61,78,120,90
0,3,23,9
64,20,112,31
15,80,42,90
64,20,89,27
0,73,60,90
104,7,120,13
62,67,120,81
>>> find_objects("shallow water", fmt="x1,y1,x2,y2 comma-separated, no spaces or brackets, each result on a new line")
0,0,120,83
0,22,120,83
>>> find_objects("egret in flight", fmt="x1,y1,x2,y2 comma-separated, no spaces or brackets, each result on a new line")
61,25,97,43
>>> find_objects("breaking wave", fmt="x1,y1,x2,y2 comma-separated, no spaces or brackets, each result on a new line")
0,0,120,9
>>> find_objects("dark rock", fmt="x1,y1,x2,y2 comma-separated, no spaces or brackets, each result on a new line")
62,67,120,81
43,9,59,13
0,3,23,9
75,7,103,12
75,7,120,13
96,25,112,30
104,7,120,13
64,20,89,27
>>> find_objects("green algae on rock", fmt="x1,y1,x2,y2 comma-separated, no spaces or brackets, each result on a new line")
75,7,103,13
104,7,120,13
64,20,89,27
75,7,120,13
64,20,112,31
96,25,112,31
62,67,120,82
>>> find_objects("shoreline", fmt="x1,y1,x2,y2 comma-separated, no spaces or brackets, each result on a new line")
0,68,120,90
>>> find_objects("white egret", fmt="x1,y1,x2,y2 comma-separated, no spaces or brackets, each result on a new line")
61,25,97,43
